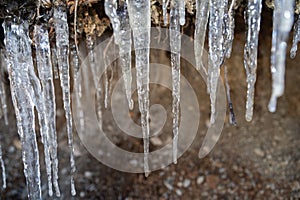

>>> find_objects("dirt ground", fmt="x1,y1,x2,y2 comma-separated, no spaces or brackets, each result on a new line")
0,6,299,200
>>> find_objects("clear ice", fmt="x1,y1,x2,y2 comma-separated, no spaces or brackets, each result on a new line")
53,6,76,195
194,0,209,73
179,0,186,25
170,0,182,164
127,0,151,176
118,3,134,110
268,0,294,112
34,24,60,197
208,0,226,123
244,0,262,121
105,0,121,45
4,20,42,200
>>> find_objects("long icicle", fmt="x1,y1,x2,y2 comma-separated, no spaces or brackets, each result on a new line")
33,25,53,197
70,43,86,132
290,14,300,59
268,0,294,112
194,0,209,72
118,3,134,109
127,0,151,176
208,0,226,124
53,5,76,195
244,0,262,121
4,20,42,200
170,0,181,164
34,24,61,197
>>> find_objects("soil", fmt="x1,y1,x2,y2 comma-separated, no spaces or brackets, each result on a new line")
0,6,299,200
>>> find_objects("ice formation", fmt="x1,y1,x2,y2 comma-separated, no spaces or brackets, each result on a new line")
127,0,151,176
53,6,76,196
268,0,294,112
207,0,226,124
4,20,42,200
170,0,182,164
244,0,262,121
34,24,61,197
194,0,209,72
0,0,298,198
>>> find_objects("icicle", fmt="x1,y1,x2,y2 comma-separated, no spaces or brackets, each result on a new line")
178,0,185,25
170,0,181,164
224,65,236,125
34,24,61,197
208,0,226,124
104,0,121,45
86,35,98,88
127,0,151,176
70,44,86,132
0,144,5,189
103,37,114,109
33,25,53,197
53,6,76,196
118,4,133,109
290,15,300,58
0,50,9,125
268,0,294,113
4,20,42,200
243,0,262,121
194,0,209,72
225,0,236,58
163,0,170,25
104,1,120,109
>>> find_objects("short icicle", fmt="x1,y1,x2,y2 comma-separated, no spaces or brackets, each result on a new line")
53,5,76,195
243,0,262,121
127,0,151,176
268,0,294,112
194,0,209,72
